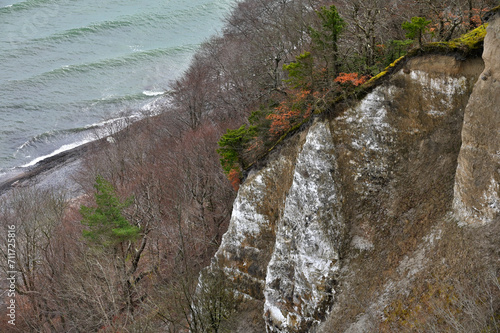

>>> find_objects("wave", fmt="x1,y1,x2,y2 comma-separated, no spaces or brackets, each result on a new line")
17,110,146,168
141,97,170,115
0,0,54,13
16,127,90,152
30,18,138,42
143,90,165,97
6,45,196,85
84,113,141,130
21,139,91,168
60,93,157,110
16,106,148,149
19,7,210,44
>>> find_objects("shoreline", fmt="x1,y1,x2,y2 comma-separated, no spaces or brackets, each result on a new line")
0,140,92,197
0,102,170,199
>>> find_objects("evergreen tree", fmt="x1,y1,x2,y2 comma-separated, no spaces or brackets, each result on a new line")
80,175,140,248
283,52,314,90
309,5,345,79
217,125,256,174
402,17,432,48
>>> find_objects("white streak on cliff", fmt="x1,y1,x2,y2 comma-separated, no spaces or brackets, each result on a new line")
336,86,395,199
409,70,467,117
219,173,269,248
264,121,343,332
410,70,467,96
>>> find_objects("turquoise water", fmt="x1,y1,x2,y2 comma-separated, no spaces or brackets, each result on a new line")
0,0,234,173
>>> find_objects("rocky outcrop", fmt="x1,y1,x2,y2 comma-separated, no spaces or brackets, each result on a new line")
453,17,500,225
208,15,500,333
264,122,344,332
213,132,303,301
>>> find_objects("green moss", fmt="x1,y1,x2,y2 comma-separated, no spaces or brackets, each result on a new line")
457,24,488,48
355,24,487,93
418,24,488,56
365,55,406,86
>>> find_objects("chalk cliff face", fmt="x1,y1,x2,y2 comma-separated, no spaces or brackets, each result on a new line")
264,121,344,332
210,15,499,332
453,16,500,226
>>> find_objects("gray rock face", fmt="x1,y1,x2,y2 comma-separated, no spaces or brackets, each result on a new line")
212,133,303,301
453,17,500,225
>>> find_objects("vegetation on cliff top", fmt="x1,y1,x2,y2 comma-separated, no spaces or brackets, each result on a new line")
218,5,492,185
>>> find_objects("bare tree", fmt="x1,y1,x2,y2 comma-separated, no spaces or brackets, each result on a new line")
0,187,68,331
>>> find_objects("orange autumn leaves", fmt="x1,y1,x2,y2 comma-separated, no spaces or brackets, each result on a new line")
267,72,368,136
266,89,314,136
334,72,370,87
228,168,241,191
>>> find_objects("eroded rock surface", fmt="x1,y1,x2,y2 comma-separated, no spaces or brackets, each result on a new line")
264,122,344,332
454,18,500,225
212,133,303,301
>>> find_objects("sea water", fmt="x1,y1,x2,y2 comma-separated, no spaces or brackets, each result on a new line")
0,0,235,175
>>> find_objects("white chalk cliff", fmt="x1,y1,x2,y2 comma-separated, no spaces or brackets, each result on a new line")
207,12,500,333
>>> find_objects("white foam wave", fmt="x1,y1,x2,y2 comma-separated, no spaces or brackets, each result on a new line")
21,139,91,168
84,112,142,130
141,93,171,114
17,101,162,170
16,130,55,151
17,139,32,151
143,90,164,96
129,45,144,52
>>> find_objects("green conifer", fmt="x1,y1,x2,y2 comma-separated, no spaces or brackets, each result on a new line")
80,175,139,248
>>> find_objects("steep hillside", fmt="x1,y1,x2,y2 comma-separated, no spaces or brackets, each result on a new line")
206,12,500,333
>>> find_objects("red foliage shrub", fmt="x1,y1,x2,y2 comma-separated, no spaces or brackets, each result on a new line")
334,72,370,87
266,89,313,137
228,168,241,191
